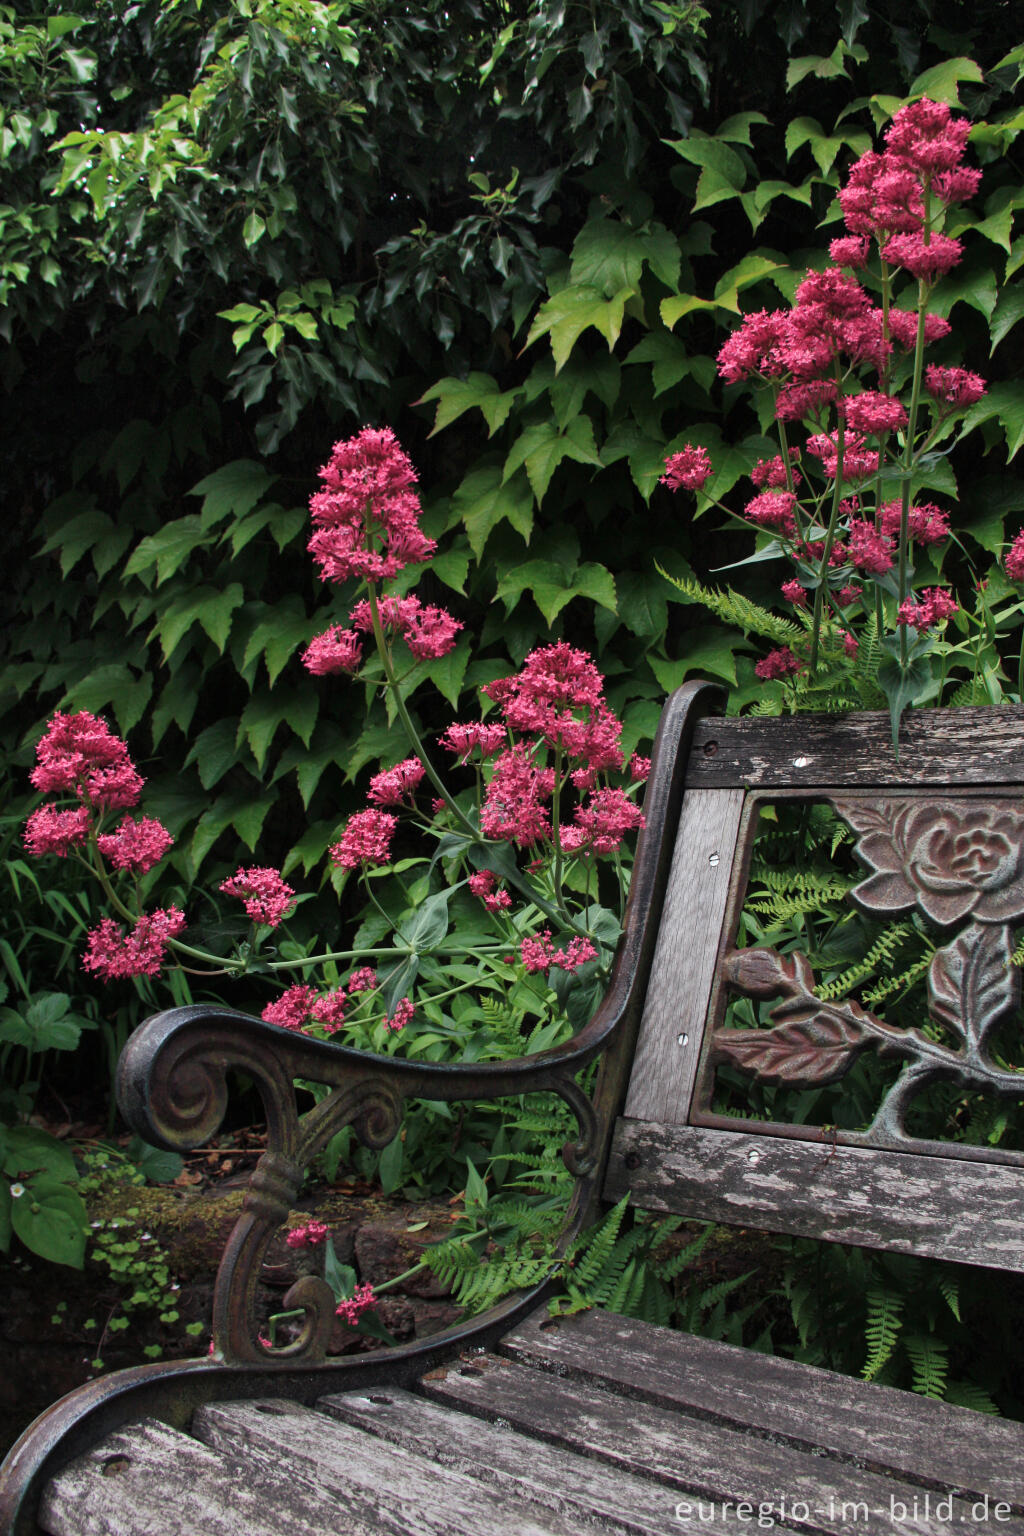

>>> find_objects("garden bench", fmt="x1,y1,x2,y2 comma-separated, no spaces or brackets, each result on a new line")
5,682,1024,1536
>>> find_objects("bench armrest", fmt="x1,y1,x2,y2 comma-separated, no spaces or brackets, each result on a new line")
116,680,722,1365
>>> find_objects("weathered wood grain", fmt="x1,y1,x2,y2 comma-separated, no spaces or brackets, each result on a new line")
605,1119,1024,1270
39,1417,387,1536
424,1354,1021,1536
501,1305,1024,1506
685,707,1024,787
624,789,744,1123
320,1384,756,1536
194,1397,582,1536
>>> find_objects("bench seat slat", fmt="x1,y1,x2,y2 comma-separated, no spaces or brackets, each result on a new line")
39,1418,387,1536
193,1399,580,1536
320,1384,741,1536
605,1120,1024,1271
423,1351,1024,1536
501,1306,1024,1506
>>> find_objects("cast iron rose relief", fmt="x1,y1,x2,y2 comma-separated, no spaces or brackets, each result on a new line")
708,797,1024,1150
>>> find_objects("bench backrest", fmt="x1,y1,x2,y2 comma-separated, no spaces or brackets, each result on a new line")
605,704,1024,1272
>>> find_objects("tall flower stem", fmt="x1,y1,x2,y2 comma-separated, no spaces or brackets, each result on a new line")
367,588,477,840
898,282,930,668
808,420,846,676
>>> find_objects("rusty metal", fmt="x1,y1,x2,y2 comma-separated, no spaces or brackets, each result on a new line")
695,791,1024,1158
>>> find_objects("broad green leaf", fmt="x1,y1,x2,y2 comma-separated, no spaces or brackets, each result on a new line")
42,506,118,578
496,558,616,625
0,1185,10,1252
184,717,246,791
242,597,312,684
787,45,849,91
430,548,470,595
624,331,692,397
990,287,1024,353
660,293,722,328
196,583,244,652
715,112,770,146
61,664,152,736
3,1127,78,1184
665,134,746,189
126,1136,183,1184
398,888,453,949
190,460,276,529
346,719,409,781
123,516,209,585
11,1177,87,1268
910,56,985,106
650,628,741,689
424,638,471,709
452,465,534,556
242,211,266,247
547,352,621,426
616,572,668,639
569,218,679,296
503,417,602,506
417,373,519,437
960,384,1024,461
601,421,671,500
525,284,633,372
23,994,84,1052
230,793,276,851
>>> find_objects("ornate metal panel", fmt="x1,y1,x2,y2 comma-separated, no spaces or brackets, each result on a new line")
691,791,1024,1164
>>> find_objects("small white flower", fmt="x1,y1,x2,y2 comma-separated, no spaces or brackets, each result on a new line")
9,1183,25,1199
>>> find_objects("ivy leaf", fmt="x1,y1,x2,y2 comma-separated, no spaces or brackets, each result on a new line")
61,664,152,736
242,210,266,247
197,583,244,652
503,417,602,506
910,56,985,106
241,597,311,684
496,558,616,625
525,284,634,372
961,384,1024,461
190,460,276,530
569,217,679,295
453,465,534,557
417,373,520,437
185,719,245,790
123,516,209,586
3,1127,78,1184
649,627,740,688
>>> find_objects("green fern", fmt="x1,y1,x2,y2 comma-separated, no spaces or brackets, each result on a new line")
862,1285,904,1381
817,922,913,1000
656,570,801,647
943,1379,999,1414
903,1333,949,1399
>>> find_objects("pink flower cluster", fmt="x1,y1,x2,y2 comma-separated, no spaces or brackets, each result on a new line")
307,427,434,586
24,805,90,859
285,1221,328,1249
83,908,186,981
219,866,296,928
468,870,512,912
1006,532,1024,583
261,970,375,1033
330,808,398,870
368,758,425,807
30,711,144,811
96,817,174,875
335,1282,377,1325
561,787,645,856
438,722,506,761
520,931,597,976
661,444,713,492
897,588,959,632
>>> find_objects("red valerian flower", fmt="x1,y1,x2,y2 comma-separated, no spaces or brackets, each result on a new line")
386,998,414,1031
347,967,378,993
879,500,951,547
438,722,507,761
884,99,971,175
628,753,651,783
781,580,808,607
661,444,713,491
307,426,436,584
262,985,315,1029
744,490,797,536
897,588,959,632
483,644,623,771
468,870,512,912
24,805,91,858
31,711,144,809
335,1282,378,1325
923,366,987,410
286,1221,329,1249
83,907,186,981
562,788,645,856
347,593,461,660
828,236,870,269
330,809,398,869
301,626,364,676
716,309,790,384
220,867,296,928
367,758,426,806
841,391,908,436
310,991,348,1032
1006,531,1024,583
774,379,839,421
754,648,804,681
480,745,554,847
96,817,174,875
750,450,801,490
886,308,951,349
881,231,962,280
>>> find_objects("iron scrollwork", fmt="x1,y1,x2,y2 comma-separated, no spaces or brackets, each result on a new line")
711,796,1024,1149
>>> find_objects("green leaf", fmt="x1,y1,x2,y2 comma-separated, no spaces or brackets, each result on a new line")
650,628,740,688
424,638,471,709
376,1131,405,1196
990,287,1024,353
241,597,311,685
126,1136,183,1185
525,284,634,372
184,719,244,791
23,993,84,1052
453,465,534,557
960,384,1024,461
3,1127,77,1185
496,558,616,626
61,665,152,736
0,1184,10,1253
569,218,679,296
786,44,849,90
503,417,602,506
123,516,209,586
878,652,936,751
418,373,519,437
242,211,266,247
190,460,276,530
909,56,985,106
197,583,244,652
615,572,668,639
399,888,453,950
11,1178,87,1268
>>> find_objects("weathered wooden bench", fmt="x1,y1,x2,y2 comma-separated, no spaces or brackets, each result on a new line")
4,683,1024,1536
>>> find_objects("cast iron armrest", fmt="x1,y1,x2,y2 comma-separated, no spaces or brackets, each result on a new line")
116,681,722,1365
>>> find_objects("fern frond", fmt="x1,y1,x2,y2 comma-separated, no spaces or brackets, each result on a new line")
943,1379,999,1414
904,1333,949,1399
657,571,800,646
862,1286,903,1381
860,955,931,1007
817,922,912,1000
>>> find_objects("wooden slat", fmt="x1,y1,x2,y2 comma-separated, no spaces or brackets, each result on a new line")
424,1354,1023,1536
624,788,744,1122
194,1398,582,1536
605,1120,1024,1270
501,1305,1024,1506
684,707,1024,788
320,1384,756,1536
39,1417,387,1536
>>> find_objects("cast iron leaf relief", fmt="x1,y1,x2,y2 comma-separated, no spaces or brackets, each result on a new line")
711,796,1024,1149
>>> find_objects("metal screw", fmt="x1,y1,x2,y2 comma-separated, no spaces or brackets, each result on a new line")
708,852,720,867
703,740,718,757
793,755,810,768
677,1032,689,1047
746,1149,761,1164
